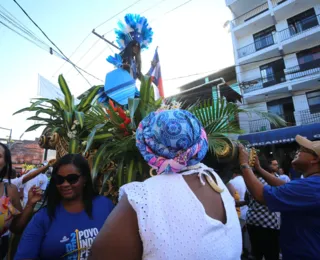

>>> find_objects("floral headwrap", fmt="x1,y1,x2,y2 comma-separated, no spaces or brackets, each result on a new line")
136,109,208,174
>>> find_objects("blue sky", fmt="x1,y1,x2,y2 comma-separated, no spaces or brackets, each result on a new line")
0,0,233,140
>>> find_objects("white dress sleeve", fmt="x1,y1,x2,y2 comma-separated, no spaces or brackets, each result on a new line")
119,182,148,235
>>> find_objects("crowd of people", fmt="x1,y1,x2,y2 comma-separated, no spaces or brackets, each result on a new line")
0,109,319,260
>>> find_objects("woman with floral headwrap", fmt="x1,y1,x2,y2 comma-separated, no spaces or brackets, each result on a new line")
90,110,242,260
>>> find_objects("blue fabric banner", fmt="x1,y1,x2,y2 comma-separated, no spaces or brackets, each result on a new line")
238,123,320,146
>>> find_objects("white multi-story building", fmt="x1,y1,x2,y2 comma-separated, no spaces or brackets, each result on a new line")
226,0,320,147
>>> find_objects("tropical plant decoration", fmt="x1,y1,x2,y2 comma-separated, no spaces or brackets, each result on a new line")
14,74,285,202
14,75,102,156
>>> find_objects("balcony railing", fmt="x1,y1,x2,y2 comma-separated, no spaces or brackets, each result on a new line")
238,33,277,58
248,110,320,133
249,113,295,133
271,0,287,7
285,59,320,81
295,110,320,126
279,14,320,42
241,73,286,94
231,2,269,27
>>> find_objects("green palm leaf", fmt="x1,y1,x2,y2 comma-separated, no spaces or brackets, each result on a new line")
58,75,72,112
77,85,102,111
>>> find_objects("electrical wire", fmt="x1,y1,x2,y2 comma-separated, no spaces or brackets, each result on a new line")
13,0,93,86
64,39,100,76
150,0,193,24
0,20,50,52
0,5,51,49
94,0,142,30
51,32,92,77
53,0,144,78
102,0,168,36
164,44,319,82
2,2,103,82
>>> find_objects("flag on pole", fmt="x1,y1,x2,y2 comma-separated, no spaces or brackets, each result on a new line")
147,47,164,98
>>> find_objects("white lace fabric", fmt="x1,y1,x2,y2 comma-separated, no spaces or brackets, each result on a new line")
119,165,242,260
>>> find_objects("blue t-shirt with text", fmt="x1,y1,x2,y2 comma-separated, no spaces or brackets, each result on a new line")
264,176,320,260
15,196,114,260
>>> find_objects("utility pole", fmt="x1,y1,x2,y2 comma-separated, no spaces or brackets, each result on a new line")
92,30,120,50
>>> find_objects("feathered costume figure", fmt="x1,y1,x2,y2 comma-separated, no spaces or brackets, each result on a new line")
99,14,153,106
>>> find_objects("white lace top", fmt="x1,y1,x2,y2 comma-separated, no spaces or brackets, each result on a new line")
119,165,242,260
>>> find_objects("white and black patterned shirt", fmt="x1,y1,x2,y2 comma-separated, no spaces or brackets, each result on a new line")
246,176,281,230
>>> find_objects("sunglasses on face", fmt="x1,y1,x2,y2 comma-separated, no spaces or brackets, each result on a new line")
54,174,81,185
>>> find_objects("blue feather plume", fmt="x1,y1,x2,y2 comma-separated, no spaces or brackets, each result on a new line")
106,53,123,68
114,13,153,50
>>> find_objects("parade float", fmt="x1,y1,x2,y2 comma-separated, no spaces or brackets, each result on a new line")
14,14,284,202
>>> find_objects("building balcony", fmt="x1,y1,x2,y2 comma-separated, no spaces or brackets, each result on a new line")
285,59,320,82
231,2,273,37
237,36,280,64
272,0,320,22
248,109,320,133
238,33,277,58
242,72,286,94
249,113,295,133
240,59,319,103
278,14,320,53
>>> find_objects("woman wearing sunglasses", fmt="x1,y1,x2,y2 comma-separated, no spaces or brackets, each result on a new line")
15,154,114,260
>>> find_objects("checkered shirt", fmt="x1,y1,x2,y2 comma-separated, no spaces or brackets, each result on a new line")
246,176,281,230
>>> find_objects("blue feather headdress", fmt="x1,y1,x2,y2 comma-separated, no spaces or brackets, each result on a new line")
115,14,153,50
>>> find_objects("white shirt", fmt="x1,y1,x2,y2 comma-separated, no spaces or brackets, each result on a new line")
229,175,248,220
120,171,242,260
3,177,24,191
279,174,291,183
23,172,48,207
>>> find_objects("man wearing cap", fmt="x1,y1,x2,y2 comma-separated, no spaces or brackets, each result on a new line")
238,135,320,260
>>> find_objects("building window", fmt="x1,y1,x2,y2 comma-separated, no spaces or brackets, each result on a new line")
297,45,320,71
287,8,318,35
260,59,285,88
253,26,276,51
267,97,296,128
307,90,320,114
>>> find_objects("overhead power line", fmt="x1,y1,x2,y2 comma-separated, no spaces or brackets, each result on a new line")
53,0,144,78
65,39,100,76
51,32,92,77
0,20,50,52
1,1,103,82
13,0,93,86
0,4,51,49
102,0,168,36
95,0,142,30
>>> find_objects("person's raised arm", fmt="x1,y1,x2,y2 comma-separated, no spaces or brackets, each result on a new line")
238,145,266,204
21,160,55,184
254,157,286,187
89,195,142,260
9,185,42,234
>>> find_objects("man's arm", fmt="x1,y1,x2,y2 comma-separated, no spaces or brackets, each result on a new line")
240,167,266,204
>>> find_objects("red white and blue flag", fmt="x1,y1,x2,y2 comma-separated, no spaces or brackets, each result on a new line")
147,47,164,98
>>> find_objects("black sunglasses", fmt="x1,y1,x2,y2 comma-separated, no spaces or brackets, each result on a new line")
54,174,81,185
